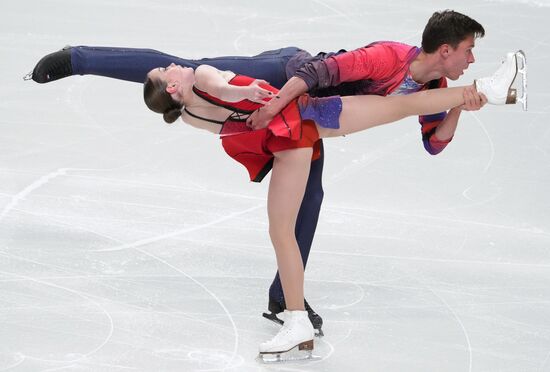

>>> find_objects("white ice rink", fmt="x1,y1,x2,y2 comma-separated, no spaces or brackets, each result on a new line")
2,0,550,371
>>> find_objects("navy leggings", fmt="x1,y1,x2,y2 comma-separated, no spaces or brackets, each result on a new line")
72,46,300,89
70,46,324,302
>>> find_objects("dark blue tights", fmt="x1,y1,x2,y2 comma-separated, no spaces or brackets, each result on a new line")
71,46,300,88
69,45,323,302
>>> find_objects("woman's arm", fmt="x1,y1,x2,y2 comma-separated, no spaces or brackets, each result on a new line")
194,65,272,103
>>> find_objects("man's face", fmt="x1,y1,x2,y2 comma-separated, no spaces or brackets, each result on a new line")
443,35,476,80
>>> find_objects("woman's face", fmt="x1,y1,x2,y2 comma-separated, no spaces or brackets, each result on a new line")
147,63,194,101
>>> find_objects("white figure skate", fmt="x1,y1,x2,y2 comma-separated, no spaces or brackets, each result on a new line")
258,310,316,363
475,50,527,111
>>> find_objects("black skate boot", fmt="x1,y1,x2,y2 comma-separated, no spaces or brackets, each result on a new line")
262,297,324,337
24,46,73,83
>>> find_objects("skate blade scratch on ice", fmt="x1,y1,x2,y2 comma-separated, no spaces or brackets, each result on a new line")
0,269,115,364
94,204,263,252
0,168,69,222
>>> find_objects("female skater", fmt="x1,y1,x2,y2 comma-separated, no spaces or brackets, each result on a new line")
143,52,520,360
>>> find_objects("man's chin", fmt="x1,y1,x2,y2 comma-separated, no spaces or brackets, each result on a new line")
448,73,461,81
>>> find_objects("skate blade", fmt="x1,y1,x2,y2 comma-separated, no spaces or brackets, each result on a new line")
257,342,320,363
515,50,527,111
262,312,284,326
262,312,324,337
504,51,520,105
23,71,33,81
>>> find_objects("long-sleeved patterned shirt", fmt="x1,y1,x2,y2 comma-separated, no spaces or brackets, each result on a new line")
286,41,452,155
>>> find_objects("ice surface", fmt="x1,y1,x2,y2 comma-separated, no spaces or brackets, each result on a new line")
1,0,550,371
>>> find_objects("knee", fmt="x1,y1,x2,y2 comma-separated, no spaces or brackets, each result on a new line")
269,225,296,248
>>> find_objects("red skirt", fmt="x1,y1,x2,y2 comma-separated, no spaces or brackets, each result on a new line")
220,100,320,182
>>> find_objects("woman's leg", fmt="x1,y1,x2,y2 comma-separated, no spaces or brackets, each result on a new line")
268,148,313,311
318,86,469,138
269,141,324,303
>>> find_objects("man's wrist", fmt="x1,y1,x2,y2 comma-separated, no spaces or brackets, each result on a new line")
449,106,462,113
264,100,283,116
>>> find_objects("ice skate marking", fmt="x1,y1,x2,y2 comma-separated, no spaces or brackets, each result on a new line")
461,112,501,206
326,282,365,310
468,111,495,174
311,0,364,29
3,198,126,247
0,269,115,364
314,248,550,268
233,31,246,52
0,168,68,222
0,353,25,370
324,205,550,238
95,204,263,252
0,167,136,224
540,348,550,372
328,132,414,185
0,247,228,344
423,283,473,372
0,249,92,280
527,103,550,157
58,173,264,201
132,248,240,371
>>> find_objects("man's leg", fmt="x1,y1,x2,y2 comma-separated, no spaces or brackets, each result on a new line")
70,46,200,83
30,46,301,88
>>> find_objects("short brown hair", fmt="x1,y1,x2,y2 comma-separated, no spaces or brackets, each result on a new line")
422,10,485,53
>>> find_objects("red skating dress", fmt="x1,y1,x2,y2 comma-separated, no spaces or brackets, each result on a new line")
186,75,321,182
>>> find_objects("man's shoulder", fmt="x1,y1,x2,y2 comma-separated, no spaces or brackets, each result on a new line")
366,40,415,48
364,41,418,57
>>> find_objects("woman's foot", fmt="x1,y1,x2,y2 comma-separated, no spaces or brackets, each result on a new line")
258,310,314,362
475,50,527,110
262,297,324,336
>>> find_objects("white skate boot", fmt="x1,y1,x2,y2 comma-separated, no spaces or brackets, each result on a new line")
475,50,527,111
258,310,315,363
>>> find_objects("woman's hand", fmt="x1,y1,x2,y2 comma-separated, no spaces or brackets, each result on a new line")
245,79,273,103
